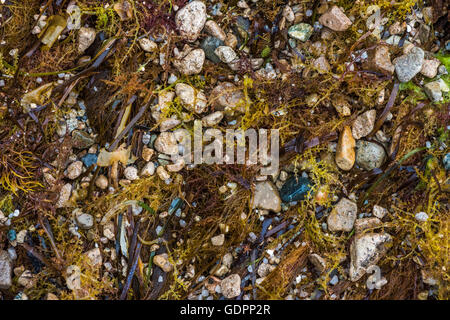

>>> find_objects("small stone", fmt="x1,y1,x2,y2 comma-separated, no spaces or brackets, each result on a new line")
153,253,173,272
280,176,311,202
257,263,275,277
283,5,295,23
154,132,179,155
352,110,376,140
141,162,155,177
156,165,171,181
160,118,181,132
71,130,95,149
312,55,331,74
141,146,154,162
354,217,382,233
333,95,351,116
424,79,449,102
202,111,224,127
0,250,13,289
78,27,96,53
76,213,94,230
124,166,139,181
56,183,72,208
66,161,83,180
420,59,440,78
253,181,282,213
166,158,185,172
329,275,339,286
204,20,226,41
103,221,115,241
349,233,392,281
356,140,386,171
308,254,327,274
201,36,225,63
444,153,450,171
327,197,357,232
335,126,356,171
138,38,158,52
175,83,208,114
389,21,405,35
95,175,108,190
85,247,102,268
173,48,205,75
211,234,225,246
81,153,97,168
319,6,352,32
175,1,207,42
373,205,388,219
288,23,314,42
66,265,81,291
394,47,425,82
210,82,245,115
114,0,132,20
214,46,237,64
225,33,238,49
370,45,394,75
221,274,241,298
415,211,429,222
46,293,59,300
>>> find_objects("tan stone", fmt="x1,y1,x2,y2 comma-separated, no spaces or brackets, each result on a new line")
420,58,440,78
204,20,226,41
352,109,376,140
370,45,394,75
335,126,355,171
141,146,154,162
354,217,382,234
327,197,357,232
319,6,352,31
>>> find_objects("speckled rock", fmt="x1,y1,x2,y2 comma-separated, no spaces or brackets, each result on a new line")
66,161,83,180
154,132,179,155
288,23,314,42
175,83,208,114
373,205,388,219
327,197,357,232
354,217,382,233
204,20,226,41
124,166,139,181
349,233,392,281
424,78,449,102
356,140,386,171
202,111,224,127
221,274,241,298
78,27,96,53
253,181,281,213
76,213,94,230
56,183,72,208
420,58,441,78
141,162,155,177
175,1,206,42
173,48,205,75
0,250,13,289
394,47,424,82
352,110,376,140
319,6,352,31
210,82,245,115
138,38,158,52
215,46,237,63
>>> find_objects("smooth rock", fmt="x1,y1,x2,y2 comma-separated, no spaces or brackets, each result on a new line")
335,126,355,171
95,175,108,190
175,83,208,114
76,213,94,230
288,23,314,42
211,234,225,246
138,38,158,52
154,132,179,155
78,27,96,53
327,197,357,232
319,6,352,31
210,82,245,115
173,48,205,75
424,79,449,102
221,274,241,298
257,263,275,277
215,46,237,64
415,211,429,222
160,118,181,132
352,109,376,140
0,250,12,289
225,33,238,49
175,1,207,42
394,47,424,82
280,176,311,202
356,140,386,170
166,158,185,172
349,233,392,281
66,161,83,179
312,56,331,74
253,181,281,213
204,20,226,41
